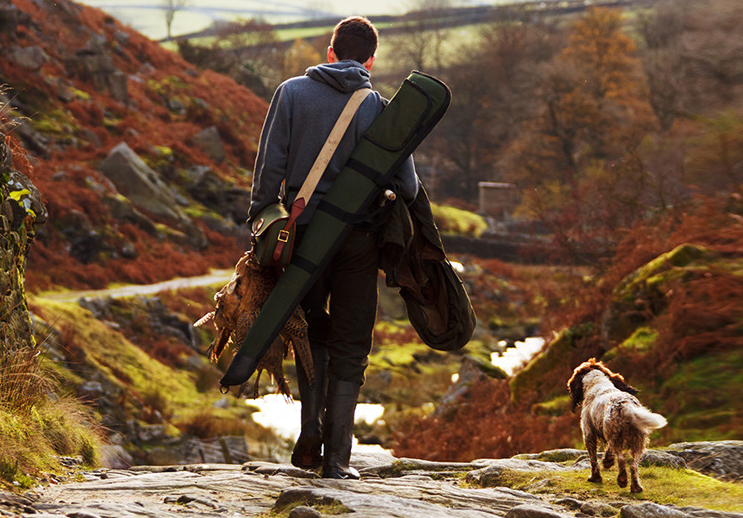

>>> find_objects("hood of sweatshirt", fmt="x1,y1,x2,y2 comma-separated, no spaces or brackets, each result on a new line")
305,60,372,93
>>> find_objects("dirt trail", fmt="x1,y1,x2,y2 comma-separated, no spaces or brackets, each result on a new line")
37,269,234,303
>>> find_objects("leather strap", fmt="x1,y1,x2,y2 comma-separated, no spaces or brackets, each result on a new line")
296,87,372,205
272,87,372,262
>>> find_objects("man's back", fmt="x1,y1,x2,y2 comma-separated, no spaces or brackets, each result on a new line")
248,60,417,225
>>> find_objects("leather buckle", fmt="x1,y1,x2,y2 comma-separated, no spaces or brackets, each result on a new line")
278,230,290,243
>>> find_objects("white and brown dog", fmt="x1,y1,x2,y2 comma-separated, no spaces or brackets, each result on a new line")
567,358,667,493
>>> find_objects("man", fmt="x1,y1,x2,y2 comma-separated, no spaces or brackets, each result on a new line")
247,17,418,479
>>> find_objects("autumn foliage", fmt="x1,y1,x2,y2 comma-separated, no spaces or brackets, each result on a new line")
1,0,266,291
392,378,578,460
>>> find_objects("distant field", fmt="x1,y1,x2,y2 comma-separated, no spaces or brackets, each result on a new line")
74,0,525,40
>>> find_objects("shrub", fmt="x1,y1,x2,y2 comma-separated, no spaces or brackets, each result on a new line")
430,203,487,238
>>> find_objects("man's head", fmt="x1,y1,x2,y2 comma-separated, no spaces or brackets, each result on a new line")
328,16,378,71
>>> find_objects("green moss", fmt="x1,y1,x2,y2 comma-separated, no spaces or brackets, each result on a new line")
155,145,173,158
370,320,449,372
532,395,571,416
613,244,711,304
656,349,743,442
183,204,223,221
30,298,209,409
70,88,91,100
466,354,508,379
270,497,352,517
473,466,743,512
32,108,79,135
604,326,659,362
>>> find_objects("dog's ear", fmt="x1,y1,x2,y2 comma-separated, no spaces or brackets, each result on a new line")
567,360,596,411
567,372,584,411
567,358,604,411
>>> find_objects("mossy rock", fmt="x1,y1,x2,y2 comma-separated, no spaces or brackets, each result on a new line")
430,203,487,238
600,243,713,344
603,326,659,362
465,354,507,379
509,323,593,404
531,395,571,416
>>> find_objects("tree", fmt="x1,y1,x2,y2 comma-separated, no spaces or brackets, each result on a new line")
501,8,657,262
426,21,562,202
178,18,281,98
162,0,189,41
396,0,455,74
282,39,323,82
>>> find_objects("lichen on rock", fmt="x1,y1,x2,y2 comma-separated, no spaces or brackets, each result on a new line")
1,131,46,353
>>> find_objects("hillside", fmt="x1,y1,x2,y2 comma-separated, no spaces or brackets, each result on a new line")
1,0,267,291
392,194,743,461
1,0,742,496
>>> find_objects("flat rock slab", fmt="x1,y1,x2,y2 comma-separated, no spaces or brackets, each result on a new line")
10,448,741,518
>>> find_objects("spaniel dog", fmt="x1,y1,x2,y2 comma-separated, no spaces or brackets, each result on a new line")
567,358,667,493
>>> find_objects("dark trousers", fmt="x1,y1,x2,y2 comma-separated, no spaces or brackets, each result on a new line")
299,229,380,386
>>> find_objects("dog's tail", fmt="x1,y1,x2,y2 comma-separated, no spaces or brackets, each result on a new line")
627,405,668,431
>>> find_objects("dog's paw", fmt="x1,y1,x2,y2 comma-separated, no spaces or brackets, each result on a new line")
617,472,628,488
587,474,602,484
602,455,615,469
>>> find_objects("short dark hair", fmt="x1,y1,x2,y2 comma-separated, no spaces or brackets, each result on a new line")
330,16,378,64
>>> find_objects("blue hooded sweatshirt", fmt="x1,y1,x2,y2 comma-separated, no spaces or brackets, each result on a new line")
248,60,418,226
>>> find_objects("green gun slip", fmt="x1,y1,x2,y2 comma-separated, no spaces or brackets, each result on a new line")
220,71,451,390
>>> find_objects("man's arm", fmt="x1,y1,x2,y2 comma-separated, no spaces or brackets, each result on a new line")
247,84,292,222
395,155,419,204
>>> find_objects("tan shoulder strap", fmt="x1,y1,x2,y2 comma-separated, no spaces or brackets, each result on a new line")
295,87,372,204
271,88,372,263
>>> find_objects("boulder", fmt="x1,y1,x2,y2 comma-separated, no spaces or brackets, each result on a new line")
666,441,743,482
97,142,182,221
0,4,20,35
184,166,250,223
465,458,569,487
12,117,50,157
506,504,573,518
288,506,322,518
97,142,206,248
65,46,129,103
145,436,249,465
434,355,506,418
194,126,226,163
101,192,157,235
8,45,49,70
600,244,710,344
620,503,691,518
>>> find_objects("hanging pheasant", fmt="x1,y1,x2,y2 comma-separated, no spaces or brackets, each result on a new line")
195,251,312,397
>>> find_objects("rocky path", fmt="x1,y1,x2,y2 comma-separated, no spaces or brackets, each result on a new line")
38,270,234,303
3,443,742,518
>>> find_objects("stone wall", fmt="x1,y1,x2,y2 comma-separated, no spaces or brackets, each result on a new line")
0,132,46,352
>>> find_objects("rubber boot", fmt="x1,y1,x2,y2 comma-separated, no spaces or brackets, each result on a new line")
322,379,361,479
291,346,327,469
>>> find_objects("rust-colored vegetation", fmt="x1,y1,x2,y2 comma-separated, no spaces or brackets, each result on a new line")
392,194,743,460
1,0,265,291
392,378,578,460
